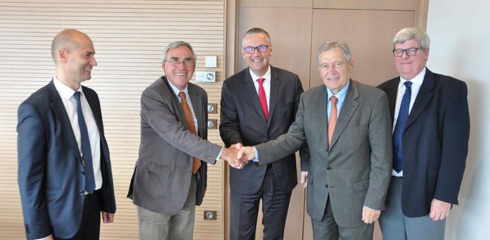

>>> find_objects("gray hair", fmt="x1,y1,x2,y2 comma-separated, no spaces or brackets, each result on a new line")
393,27,430,50
242,27,271,47
162,41,196,62
317,40,352,65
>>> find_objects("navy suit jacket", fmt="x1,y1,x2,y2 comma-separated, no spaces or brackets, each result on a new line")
220,66,309,194
378,69,470,217
17,80,116,239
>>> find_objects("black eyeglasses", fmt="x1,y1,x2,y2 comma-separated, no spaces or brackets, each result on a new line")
393,48,421,57
243,45,270,54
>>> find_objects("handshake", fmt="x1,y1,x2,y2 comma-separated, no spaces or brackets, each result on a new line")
219,143,256,169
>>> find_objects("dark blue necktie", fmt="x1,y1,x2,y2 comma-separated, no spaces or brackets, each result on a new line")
393,81,412,173
74,92,96,194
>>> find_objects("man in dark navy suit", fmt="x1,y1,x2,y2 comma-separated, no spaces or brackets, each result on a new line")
220,27,309,240
17,29,116,240
378,27,470,240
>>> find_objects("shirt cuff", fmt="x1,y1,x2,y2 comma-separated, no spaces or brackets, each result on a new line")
363,205,380,211
216,147,224,161
252,147,259,162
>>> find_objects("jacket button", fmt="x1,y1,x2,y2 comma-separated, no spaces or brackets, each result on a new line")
81,171,85,175
79,191,84,195
325,184,328,188
327,167,332,170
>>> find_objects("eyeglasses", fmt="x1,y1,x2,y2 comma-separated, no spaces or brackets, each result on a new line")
393,48,421,57
165,58,195,67
319,61,343,70
243,45,270,54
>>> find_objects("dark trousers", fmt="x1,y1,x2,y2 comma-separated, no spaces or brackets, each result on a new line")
230,165,292,240
56,190,101,240
311,198,374,240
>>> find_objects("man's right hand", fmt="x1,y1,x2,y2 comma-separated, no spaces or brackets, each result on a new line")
221,144,248,169
236,146,256,161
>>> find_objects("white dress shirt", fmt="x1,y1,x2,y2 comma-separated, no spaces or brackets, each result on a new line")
250,66,272,111
53,76,103,190
392,68,426,177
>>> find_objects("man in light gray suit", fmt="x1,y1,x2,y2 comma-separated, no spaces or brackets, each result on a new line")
127,41,242,240
238,41,392,239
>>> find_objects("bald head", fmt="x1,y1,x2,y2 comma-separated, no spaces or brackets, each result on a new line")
51,29,91,63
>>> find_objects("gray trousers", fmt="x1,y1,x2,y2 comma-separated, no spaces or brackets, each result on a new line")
311,199,374,240
379,177,446,240
137,174,197,240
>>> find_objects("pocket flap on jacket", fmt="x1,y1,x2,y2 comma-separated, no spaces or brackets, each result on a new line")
145,162,171,178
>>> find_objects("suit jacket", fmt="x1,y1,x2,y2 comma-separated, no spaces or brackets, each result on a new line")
220,66,308,194
17,80,116,239
377,68,470,217
255,80,392,227
127,76,222,215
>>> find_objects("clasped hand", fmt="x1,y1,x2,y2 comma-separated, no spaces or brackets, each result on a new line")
220,143,249,169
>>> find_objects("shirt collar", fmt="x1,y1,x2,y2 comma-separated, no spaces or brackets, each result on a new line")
327,80,350,101
53,75,82,100
249,66,271,82
398,67,426,90
167,78,189,97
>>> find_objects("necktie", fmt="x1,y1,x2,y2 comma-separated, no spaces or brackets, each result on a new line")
178,92,202,174
74,92,96,194
328,96,338,147
393,81,412,173
257,78,269,121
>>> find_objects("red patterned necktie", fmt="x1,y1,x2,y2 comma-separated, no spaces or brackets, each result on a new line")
257,78,269,121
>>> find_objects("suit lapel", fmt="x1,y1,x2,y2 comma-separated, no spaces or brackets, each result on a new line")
386,79,399,122
48,81,83,162
188,84,204,137
330,81,359,149
405,69,435,129
83,87,104,135
244,69,268,125
267,67,279,127
312,86,329,150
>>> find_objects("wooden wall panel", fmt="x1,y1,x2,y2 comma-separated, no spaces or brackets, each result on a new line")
240,0,313,8
238,7,313,89
310,9,414,88
0,1,226,239
314,0,415,10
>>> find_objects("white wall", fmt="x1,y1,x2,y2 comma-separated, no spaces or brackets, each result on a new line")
427,0,490,239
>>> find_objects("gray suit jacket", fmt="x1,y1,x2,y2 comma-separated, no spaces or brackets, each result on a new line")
127,76,222,215
256,80,392,227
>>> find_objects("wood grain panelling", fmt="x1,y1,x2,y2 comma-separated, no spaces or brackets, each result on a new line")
238,7,313,89
314,0,416,10
0,1,226,239
240,0,313,8
309,9,414,88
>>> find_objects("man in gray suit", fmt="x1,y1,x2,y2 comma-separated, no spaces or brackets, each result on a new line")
127,41,242,240
238,41,392,239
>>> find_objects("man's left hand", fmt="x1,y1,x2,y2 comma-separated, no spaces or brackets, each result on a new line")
362,207,380,224
430,198,451,221
102,211,115,224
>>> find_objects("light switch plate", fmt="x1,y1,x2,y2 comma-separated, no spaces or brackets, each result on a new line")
196,71,216,82
205,56,217,68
